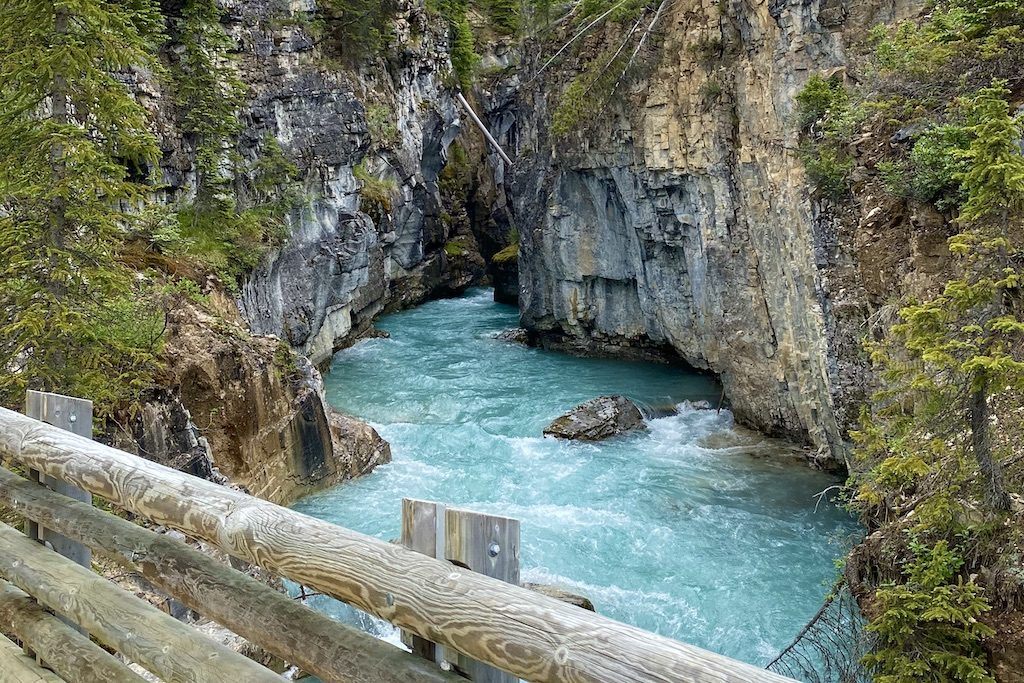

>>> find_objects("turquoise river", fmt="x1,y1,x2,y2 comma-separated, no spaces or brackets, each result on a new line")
293,288,858,668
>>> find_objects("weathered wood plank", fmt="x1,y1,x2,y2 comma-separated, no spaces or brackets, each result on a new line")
402,500,520,682
0,407,797,683
400,499,444,663
0,579,145,683
24,391,92,569
0,466,460,683
445,506,520,683
0,634,64,683
0,521,283,683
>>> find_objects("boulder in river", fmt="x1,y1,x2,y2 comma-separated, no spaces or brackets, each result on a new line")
495,327,530,345
543,395,646,441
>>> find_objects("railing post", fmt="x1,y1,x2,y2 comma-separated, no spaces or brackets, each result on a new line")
401,499,520,683
24,390,93,638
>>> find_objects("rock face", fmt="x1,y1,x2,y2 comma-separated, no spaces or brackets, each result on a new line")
544,396,646,441
482,0,923,467
209,0,488,365
128,299,389,505
491,250,519,305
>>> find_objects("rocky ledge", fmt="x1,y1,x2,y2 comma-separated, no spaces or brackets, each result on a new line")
543,395,646,441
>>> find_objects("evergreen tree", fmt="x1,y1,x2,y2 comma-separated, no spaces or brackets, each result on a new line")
0,0,166,415
175,0,244,209
853,81,1024,683
171,0,298,289
857,82,1023,518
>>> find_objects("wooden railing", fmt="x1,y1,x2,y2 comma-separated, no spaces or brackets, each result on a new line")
0,400,796,683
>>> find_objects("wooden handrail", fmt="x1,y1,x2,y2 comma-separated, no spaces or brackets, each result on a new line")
0,406,796,683
0,466,460,683
0,579,144,683
0,522,284,682
0,634,64,683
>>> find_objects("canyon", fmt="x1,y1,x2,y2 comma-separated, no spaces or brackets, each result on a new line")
129,0,960,495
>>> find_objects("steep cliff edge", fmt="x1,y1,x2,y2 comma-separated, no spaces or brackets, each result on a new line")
218,0,486,365
478,2,1024,677
493,0,922,467
110,289,390,506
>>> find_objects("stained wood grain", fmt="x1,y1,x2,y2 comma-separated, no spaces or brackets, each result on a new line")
400,499,444,663
0,466,460,683
0,521,283,683
0,407,797,683
0,579,145,683
445,506,520,683
402,499,520,682
0,634,64,683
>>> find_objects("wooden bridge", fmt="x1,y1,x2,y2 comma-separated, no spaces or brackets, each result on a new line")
0,391,796,683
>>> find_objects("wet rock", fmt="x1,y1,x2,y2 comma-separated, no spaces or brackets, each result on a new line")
327,410,392,479
491,248,519,305
495,327,530,344
523,583,596,612
361,326,391,341
499,0,938,469
124,301,390,506
543,395,645,441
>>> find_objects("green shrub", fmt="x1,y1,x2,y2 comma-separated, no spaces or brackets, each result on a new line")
444,240,468,256
439,141,471,197
871,0,1024,77
176,203,287,290
795,74,849,131
366,104,399,148
485,0,519,33
552,77,589,138
699,78,724,104
877,159,911,197
863,539,995,683
316,0,397,63
800,145,854,199
492,243,518,263
353,160,396,218
906,124,970,206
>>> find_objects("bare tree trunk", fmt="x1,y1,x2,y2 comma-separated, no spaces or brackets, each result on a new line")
969,375,1012,512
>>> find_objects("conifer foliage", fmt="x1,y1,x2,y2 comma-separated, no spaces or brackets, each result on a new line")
847,15,1024,678
0,0,167,415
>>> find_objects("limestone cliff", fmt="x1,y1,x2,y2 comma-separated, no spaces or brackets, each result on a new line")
483,0,926,467
206,0,486,365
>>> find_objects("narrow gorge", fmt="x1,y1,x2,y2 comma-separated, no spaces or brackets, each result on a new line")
1,0,1022,681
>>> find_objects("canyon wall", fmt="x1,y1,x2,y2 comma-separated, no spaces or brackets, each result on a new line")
225,0,484,365
125,0,489,502
120,296,391,505
492,0,926,467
